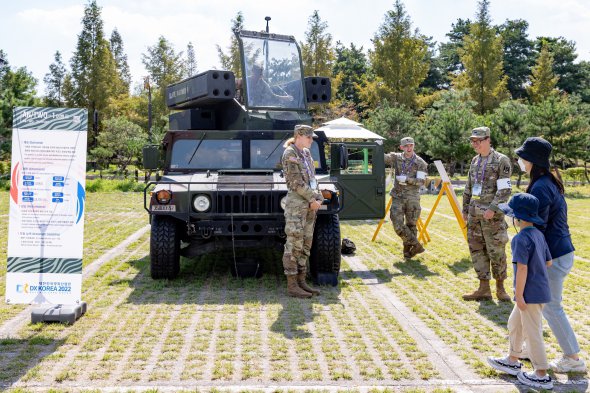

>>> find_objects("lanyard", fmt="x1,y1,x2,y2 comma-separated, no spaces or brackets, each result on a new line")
475,154,489,184
295,146,314,180
401,154,416,175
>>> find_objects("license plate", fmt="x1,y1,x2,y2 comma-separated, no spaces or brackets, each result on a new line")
151,205,176,212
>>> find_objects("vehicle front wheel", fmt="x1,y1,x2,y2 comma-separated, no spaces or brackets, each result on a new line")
150,215,181,279
310,214,341,286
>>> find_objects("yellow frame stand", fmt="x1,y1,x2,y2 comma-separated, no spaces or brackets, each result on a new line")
371,195,430,244
419,181,467,242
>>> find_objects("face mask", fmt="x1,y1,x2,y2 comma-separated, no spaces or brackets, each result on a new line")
512,217,520,233
517,158,526,172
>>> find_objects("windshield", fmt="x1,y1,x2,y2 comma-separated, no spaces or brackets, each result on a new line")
251,140,321,170
242,36,305,110
170,140,242,169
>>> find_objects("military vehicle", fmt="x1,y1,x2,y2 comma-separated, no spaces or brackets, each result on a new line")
143,24,385,285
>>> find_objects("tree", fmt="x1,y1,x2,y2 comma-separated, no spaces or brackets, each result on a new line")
534,37,583,96
455,0,509,114
364,101,419,153
526,94,589,166
90,116,148,174
300,10,334,78
332,42,368,113
186,41,197,77
110,28,132,93
217,12,244,78
43,51,67,107
419,36,446,93
499,19,534,99
370,0,429,108
70,0,125,145
420,90,477,175
438,18,471,78
527,41,559,103
0,53,38,158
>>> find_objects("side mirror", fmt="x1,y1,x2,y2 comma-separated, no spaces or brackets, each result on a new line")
142,145,161,170
339,144,348,170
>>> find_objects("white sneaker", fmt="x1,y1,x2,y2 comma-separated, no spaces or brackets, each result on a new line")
487,356,522,376
550,356,587,373
517,371,553,390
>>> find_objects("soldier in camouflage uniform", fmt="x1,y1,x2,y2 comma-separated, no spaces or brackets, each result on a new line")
462,127,512,301
384,137,428,259
281,125,323,298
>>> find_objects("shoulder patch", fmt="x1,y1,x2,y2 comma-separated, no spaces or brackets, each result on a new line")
288,156,299,163
503,165,510,174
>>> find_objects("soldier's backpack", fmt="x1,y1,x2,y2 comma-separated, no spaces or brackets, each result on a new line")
341,238,356,255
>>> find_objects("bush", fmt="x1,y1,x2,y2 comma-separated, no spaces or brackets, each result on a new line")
86,178,145,193
563,167,587,185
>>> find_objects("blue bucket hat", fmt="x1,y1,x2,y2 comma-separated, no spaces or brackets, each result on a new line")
499,193,544,225
515,137,552,169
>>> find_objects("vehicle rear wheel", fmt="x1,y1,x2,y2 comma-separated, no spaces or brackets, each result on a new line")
150,215,180,279
310,214,341,286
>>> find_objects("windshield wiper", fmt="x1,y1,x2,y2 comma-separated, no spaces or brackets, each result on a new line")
265,133,289,162
187,132,207,165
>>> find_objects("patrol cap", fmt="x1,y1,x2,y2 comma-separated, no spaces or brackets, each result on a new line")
469,126,490,139
294,124,318,138
400,137,414,146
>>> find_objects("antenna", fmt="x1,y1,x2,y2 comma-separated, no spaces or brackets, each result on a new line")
265,16,271,33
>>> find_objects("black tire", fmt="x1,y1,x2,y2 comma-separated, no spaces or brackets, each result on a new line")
150,215,181,279
310,214,341,286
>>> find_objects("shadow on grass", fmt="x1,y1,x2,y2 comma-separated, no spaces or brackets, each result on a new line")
476,298,513,328
391,258,439,280
0,335,66,389
447,257,473,276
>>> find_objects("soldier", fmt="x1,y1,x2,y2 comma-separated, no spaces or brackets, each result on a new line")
385,137,428,259
462,126,512,301
281,124,323,298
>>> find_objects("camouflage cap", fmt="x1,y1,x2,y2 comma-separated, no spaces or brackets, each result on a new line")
400,137,414,146
469,126,490,139
294,124,318,138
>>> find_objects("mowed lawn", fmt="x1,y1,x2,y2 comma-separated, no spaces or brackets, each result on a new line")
0,186,588,391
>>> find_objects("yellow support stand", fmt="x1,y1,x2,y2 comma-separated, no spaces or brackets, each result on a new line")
371,195,430,244
419,181,467,242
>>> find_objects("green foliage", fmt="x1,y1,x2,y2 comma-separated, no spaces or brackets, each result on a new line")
534,36,584,96
489,99,529,159
43,51,67,107
499,19,534,100
85,178,145,192
438,18,471,78
110,28,132,93
563,167,587,184
370,0,429,108
217,12,244,78
186,41,197,77
419,90,477,175
90,116,148,173
364,100,419,152
456,0,509,114
526,94,589,165
527,41,559,103
332,42,368,113
300,10,335,78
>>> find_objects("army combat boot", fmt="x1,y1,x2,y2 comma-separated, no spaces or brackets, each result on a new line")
408,242,425,258
403,244,412,259
462,279,493,301
297,273,320,296
287,275,312,298
496,279,512,302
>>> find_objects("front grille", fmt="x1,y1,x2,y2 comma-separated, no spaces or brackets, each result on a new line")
216,192,281,213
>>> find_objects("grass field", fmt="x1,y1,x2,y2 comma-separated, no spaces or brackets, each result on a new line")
0,186,588,392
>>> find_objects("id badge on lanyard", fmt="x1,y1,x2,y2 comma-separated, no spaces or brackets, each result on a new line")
472,183,482,196
310,179,318,190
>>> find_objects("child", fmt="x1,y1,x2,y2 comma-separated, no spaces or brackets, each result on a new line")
487,193,553,390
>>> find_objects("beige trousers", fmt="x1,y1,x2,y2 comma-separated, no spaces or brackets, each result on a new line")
508,303,549,370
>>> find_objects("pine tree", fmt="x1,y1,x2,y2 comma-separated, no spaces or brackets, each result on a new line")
456,0,509,114
499,19,534,100
217,12,244,78
110,28,132,92
43,51,67,107
186,42,197,77
370,0,429,108
332,42,368,112
300,10,334,77
527,41,559,103
70,0,124,144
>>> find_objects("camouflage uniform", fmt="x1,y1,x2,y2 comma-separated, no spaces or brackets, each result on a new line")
384,140,428,253
463,148,512,281
281,130,323,276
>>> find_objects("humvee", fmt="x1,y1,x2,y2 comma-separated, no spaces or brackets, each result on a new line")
143,25,385,285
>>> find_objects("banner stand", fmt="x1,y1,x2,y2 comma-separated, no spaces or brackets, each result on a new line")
31,301,87,325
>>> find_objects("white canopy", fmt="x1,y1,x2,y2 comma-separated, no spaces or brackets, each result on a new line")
315,117,385,140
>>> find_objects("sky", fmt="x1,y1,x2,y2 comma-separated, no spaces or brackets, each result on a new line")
1,0,589,96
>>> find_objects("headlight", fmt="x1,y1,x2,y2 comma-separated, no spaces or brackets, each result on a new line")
155,189,172,204
321,189,332,200
280,196,287,210
193,194,211,212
